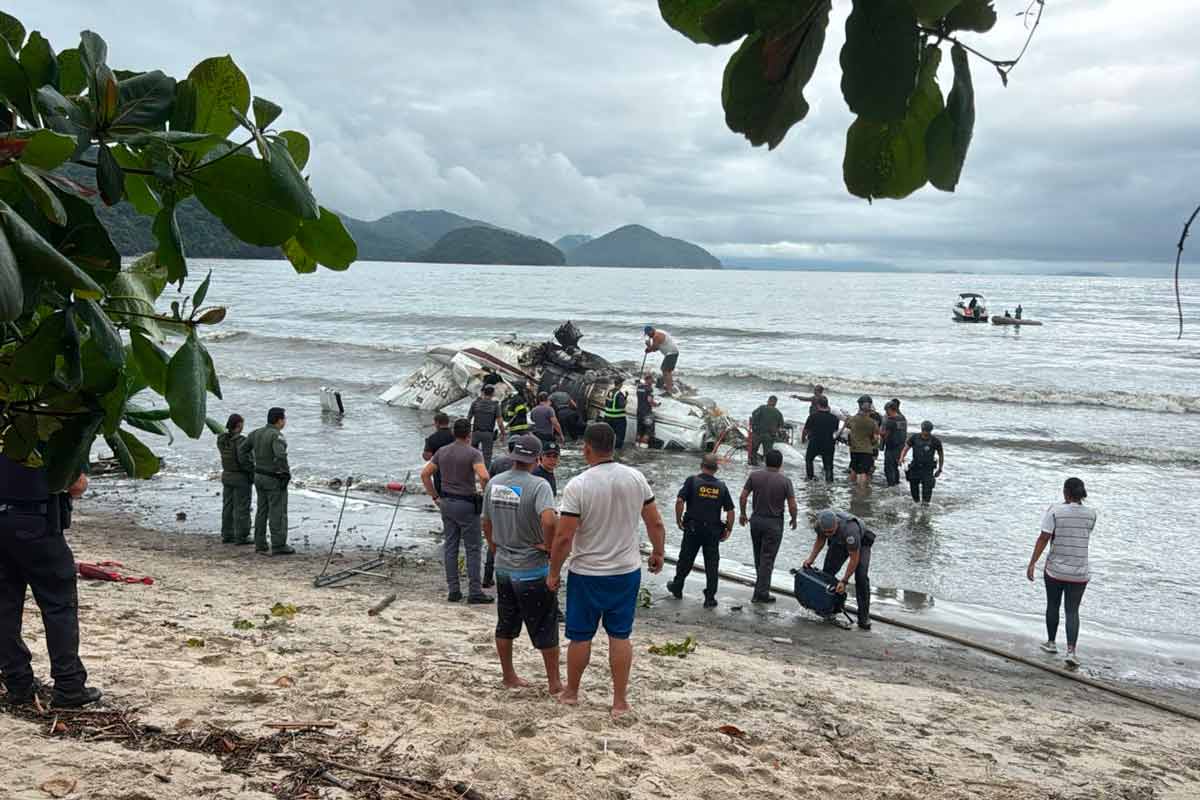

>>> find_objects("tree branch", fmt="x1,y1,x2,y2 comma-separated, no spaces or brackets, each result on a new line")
919,0,1046,87
184,137,255,175
1175,204,1199,340
73,158,159,177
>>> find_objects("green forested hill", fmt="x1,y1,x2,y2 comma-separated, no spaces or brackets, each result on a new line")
420,226,565,266
566,224,721,268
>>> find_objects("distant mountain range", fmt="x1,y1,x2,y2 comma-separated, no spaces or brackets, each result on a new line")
79,172,722,269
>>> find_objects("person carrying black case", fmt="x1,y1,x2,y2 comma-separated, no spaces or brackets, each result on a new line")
802,509,875,631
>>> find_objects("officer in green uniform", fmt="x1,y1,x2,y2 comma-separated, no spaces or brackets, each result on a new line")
217,413,253,544
749,395,785,466
241,407,294,555
602,380,629,449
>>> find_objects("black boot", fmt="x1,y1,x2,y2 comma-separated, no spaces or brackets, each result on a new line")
667,580,683,599
51,685,103,709
703,594,718,609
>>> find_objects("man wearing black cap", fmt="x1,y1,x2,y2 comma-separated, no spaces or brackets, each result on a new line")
532,440,560,496
482,434,562,693
881,399,908,487
243,407,294,555
803,509,875,630
899,421,944,504
421,418,493,603
845,396,880,486
468,385,505,466
668,454,734,608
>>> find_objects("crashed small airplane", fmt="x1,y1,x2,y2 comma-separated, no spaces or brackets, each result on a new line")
378,322,749,452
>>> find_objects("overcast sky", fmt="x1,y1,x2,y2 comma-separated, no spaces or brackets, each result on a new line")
22,1,1200,271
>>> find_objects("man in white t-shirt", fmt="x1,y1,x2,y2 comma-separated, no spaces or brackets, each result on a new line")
548,422,666,717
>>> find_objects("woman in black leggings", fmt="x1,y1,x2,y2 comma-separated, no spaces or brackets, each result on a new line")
1026,477,1097,668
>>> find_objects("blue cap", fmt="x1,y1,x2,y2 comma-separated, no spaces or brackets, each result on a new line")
817,510,837,531
643,325,653,335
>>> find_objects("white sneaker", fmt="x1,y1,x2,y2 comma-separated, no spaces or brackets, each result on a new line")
1039,641,1058,654
1064,651,1080,668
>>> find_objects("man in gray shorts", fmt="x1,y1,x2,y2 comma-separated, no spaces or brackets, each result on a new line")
482,434,562,693
739,449,797,603
421,418,493,604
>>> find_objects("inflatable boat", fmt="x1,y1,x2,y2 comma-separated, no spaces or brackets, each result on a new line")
991,316,1043,326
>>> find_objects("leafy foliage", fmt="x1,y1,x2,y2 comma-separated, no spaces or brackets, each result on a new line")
658,0,1026,199
0,18,357,491
648,635,699,657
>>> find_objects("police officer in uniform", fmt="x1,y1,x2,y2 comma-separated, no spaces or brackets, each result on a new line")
803,509,875,630
1,454,102,707
749,395,785,466
899,420,944,505
217,413,254,544
667,454,735,608
880,400,908,487
602,379,629,450
241,407,295,555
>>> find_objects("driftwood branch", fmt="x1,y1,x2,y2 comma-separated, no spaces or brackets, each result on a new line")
1176,204,1199,340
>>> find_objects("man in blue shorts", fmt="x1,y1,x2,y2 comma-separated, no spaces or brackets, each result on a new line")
482,434,562,693
548,422,666,717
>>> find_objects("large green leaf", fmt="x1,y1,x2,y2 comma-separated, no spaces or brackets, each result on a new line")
111,70,175,130
9,310,66,383
78,30,108,102
34,87,92,158
129,330,169,393
78,335,119,396
152,204,186,282
116,130,218,152
43,410,102,493
927,43,975,192
107,427,161,478
265,137,319,219
201,338,221,399
105,253,169,340
111,144,162,215
721,2,831,149
96,143,124,205
296,207,357,270
122,413,172,443
57,48,85,94
0,40,37,126
75,297,125,368
165,331,207,438
16,163,66,225
910,0,963,23
0,12,24,52
1,411,38,461
186,55,250,139
19,31,57,90
191,152,302,246
843,46,944,200
252,95,282,130
0,200,102,297
276,130,310,170
945,0,996,33
840,0,920,123
13,128,75,170
659,0,733,44
42,184,121,283
281,236,316,274
0,226,22,320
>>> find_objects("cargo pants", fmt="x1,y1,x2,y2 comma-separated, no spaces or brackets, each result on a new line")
253,475,289,551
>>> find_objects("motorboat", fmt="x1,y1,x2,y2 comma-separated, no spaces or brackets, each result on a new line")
378,321,747,452
952,293,988,322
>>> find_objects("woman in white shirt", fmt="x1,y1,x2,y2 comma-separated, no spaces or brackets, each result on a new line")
1026,477,1097,668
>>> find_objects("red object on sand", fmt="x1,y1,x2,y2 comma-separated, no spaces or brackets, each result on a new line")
385,482,408,493
77,562,154,585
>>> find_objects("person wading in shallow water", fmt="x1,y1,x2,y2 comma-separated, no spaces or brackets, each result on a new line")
217,413,254,545
548,423,666,718
1027,477,1097,669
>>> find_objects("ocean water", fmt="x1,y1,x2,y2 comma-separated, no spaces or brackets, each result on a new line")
100,260,1200,649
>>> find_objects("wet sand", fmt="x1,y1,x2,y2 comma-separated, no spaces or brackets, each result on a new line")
2,506,1199,799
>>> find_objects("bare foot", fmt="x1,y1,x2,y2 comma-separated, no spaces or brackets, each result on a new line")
557,690,579,706
502,676,530,689
610,701,632,719
548,683,564,696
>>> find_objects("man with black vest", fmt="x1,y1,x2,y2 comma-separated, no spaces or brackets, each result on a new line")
468,385,505,466
602,380,629,450
899,421,944,505
803,509,875,630
801,395,841,482
0,454,102,707
667,454,735,608
880,399,908,487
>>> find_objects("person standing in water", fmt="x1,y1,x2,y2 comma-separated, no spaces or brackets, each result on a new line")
643,326,679,395
1027,477,1096,669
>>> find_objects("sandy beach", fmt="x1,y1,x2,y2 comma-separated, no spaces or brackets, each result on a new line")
2,505,1198,800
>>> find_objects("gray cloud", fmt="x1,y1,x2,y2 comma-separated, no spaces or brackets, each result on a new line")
24,0,1200,272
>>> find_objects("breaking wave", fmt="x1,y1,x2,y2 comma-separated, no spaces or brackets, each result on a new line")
203,329,427,357
688,367,1200,415
944,434,1200,466
215,371,395,395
